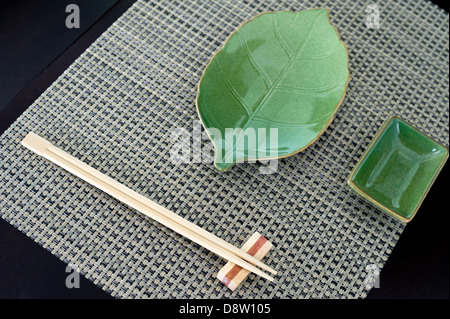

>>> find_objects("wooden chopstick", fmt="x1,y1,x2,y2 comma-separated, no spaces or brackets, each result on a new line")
21,132,276,281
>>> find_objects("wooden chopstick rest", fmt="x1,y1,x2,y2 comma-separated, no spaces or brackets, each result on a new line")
217,232,273,291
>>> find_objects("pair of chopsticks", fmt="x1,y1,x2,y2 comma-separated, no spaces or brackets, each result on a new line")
21,132,276,281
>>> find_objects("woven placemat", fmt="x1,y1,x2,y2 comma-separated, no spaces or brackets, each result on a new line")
0,0,448,298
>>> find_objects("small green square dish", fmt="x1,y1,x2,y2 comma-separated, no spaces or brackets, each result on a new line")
347,116,448,222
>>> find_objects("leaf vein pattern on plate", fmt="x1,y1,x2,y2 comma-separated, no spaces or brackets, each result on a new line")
227,11,326,160
238,30,272,88
214,58,251,116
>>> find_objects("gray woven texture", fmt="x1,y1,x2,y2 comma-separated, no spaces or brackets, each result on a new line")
0,0,448,298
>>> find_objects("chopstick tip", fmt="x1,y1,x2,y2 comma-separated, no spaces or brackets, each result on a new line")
21,132,50,156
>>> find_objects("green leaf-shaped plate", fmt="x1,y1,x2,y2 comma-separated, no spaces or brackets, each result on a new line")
196,9,349,171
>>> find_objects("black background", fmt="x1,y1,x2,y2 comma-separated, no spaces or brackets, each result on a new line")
0,0,448,299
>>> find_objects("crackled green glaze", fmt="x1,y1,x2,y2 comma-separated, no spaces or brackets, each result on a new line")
196,9,349,171
348,116,448,223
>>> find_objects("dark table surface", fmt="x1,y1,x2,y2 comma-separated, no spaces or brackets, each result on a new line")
0,0,448,299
